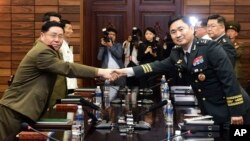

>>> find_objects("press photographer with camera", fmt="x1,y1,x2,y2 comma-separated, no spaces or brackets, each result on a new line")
97,27,126,100
123,27,142,67
123,27,143,89
137,27,163,89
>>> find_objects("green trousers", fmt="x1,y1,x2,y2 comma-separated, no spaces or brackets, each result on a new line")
0,105,29,141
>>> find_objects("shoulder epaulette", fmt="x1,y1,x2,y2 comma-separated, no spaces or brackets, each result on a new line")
222,38,227,43
196,39,209,45
173,45,181,49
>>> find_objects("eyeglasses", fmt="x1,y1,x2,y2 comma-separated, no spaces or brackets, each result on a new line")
45,33,64,40
207,24,222,29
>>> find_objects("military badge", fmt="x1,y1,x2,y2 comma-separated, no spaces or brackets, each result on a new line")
198,73,206,81
193,56,204,66
177,59,182,64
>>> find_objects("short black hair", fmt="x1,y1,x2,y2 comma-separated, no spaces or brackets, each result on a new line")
41,21,64,32
61,19,71,28
168,15,191,29
42,12,62,22
106,27,117,34
144,27,156,35
207,14,226,26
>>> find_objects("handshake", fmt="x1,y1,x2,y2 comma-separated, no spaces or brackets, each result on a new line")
97,68,129,81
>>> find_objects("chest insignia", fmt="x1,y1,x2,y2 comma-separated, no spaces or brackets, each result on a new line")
193,55,204,66
198,73,206,81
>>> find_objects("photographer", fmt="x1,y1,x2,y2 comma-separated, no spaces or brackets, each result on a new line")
97,27,126,100
137,27,163,88
123,27,143,88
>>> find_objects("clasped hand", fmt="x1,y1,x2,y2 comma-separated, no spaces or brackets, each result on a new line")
97,68,127,81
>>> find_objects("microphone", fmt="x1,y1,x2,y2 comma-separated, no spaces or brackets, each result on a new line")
138,100,168,117
149,78,173,89
21,122,59,141
160,130,194,141
57,97,100,110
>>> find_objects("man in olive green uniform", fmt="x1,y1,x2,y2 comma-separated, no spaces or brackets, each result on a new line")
0,21,114,141
226,21,244,79
116,16,250,129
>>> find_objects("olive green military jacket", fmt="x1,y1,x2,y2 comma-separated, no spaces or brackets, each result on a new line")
0,40,97,121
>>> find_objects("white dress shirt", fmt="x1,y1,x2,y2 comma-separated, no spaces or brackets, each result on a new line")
59,40,78,90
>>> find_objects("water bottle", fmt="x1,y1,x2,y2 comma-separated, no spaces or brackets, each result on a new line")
104,80,110,96
95,86,102,106
166,100,173,124
162,82,169,101
94,86,102,121
103,80,110,108
104,94,110,108
166,123,173,141
72,105,84,136
164,100,174,141
160,75,166,94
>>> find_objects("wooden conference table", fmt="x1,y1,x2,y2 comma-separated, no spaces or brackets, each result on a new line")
18,90,230,141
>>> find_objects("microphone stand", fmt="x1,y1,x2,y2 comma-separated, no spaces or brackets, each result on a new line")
21,122,59,141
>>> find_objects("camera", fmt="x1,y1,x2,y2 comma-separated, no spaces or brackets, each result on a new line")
102,28,112,42
149,36,159,53
131,27,139,42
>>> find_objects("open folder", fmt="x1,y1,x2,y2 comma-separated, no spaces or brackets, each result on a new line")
36,118,72,125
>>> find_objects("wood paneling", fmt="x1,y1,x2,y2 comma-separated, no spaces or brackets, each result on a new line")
12,14,34,22
0,38,11,45
0,30,11,37
235,6,250,14
35,0,58,5
0,61,11,69
0,22,11,29
0,46,11,52
236,0,250,5
186,0,210,6
11,0,35,5
35,6,58,13
210,6,234,14
0,0,10,5
12,22,34,30
210,0,234,5
12,46,32,53
185,6,209,14
0,14,11,21
0,69,11,76
12,6,34,13
12,30,35,38
0,6,10,13
59,0,80,5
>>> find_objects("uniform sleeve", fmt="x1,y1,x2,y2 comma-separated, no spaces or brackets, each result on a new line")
133,57,174,77
207,43,244,116
36,49,98,78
